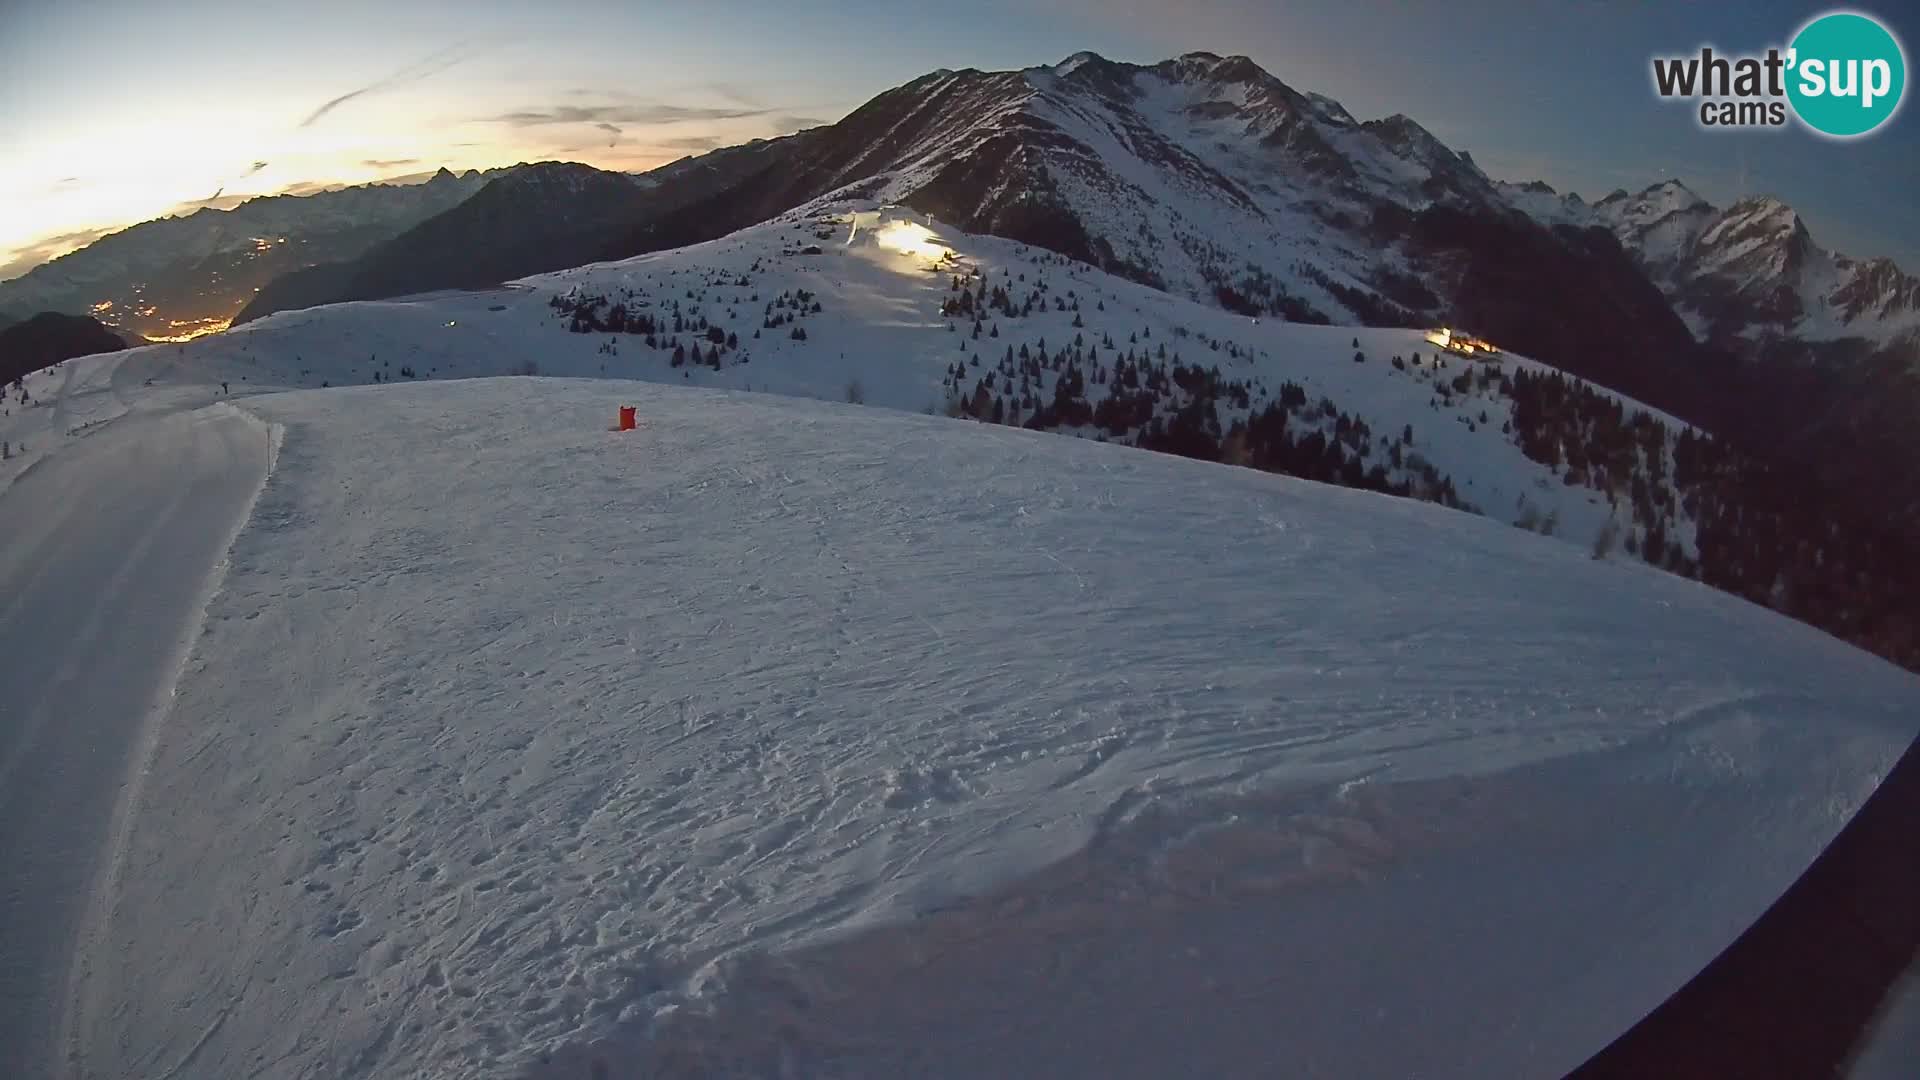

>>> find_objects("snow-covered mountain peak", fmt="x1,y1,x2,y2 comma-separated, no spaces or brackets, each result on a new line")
1146,51,1316,116
1166,51,1271,85
1362,114,1478,174
1710,194,1804,238
1644,177,1705,204
1506,174,1916,349
1492,178,1591,227
1599,180,1711,229
1049,50,1105,77
1689,195,1812,286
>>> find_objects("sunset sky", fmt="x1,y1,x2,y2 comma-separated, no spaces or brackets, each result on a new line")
2,0,1914,280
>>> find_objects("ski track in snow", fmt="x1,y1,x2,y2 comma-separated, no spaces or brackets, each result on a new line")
40,376,1916,1079
0,402,271,1080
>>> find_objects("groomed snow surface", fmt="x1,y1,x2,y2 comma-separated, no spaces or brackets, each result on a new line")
0,401,272,1078
3,204,1915,1077
25,374,1913,1079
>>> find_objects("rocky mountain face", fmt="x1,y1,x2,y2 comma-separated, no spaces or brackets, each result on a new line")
1504,177,1920,356
0,168,500,339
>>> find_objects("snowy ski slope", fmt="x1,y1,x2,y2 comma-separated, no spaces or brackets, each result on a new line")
88,198,1702,562
24,374,1912,1078
4,205,1914,1077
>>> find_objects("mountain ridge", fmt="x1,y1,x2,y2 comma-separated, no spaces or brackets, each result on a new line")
0,168,507,339
1501,177,1920,352
231,50,1724,426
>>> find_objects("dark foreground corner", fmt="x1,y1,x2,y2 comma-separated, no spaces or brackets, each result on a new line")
1571,735,1920,1078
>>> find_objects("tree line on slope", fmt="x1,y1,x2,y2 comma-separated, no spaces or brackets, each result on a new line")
548,267,822,372
933,269,1470,511
943,259,1920,670
1502,366,1918,669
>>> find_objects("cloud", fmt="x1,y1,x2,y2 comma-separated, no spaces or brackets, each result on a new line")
300,42,474,128
0,226,124,280
770,114,829,132
247,160,269,175
702,82,766,109
361,158,421,169
594,122,621,146
648,134,729,154
565,82,767,108
489,102,774,128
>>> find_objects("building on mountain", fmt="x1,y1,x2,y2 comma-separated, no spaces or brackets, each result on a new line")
1424,326,1501,358
846,205,954,266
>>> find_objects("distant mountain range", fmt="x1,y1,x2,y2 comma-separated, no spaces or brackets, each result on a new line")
1501,177,1920,352
0,167,503,339
232,151,776,323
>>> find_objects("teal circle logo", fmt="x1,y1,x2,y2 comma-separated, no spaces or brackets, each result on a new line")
1787,11,1907,137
